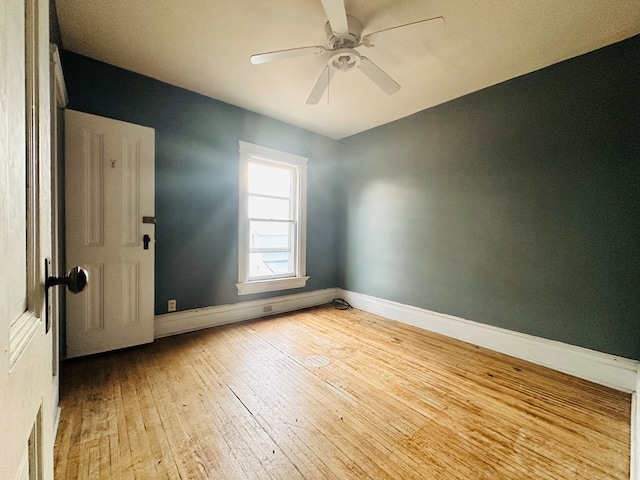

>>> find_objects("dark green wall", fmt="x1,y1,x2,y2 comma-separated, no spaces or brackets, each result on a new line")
61,51,340,313
49,0,62,47
339,35,640,359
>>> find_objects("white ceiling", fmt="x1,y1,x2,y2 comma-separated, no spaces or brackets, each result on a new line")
55,0,640,140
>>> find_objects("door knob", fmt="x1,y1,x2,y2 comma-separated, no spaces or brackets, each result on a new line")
46,266,89,294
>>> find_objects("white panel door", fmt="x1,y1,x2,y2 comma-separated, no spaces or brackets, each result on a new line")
65,110,155,358
1,0,56,478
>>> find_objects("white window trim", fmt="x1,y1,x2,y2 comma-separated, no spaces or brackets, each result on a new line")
236,141,309,295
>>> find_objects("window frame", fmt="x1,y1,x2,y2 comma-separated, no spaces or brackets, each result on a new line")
237,141,309,295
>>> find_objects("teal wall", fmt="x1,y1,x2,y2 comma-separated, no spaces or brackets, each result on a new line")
49,0,62,47
61,51,340,314
339,35,640,359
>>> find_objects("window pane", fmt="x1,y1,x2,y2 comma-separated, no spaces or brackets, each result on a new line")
248,162,291,197
249,251,293,278
248,195,290,220
249,220,294,279
250,221,292,250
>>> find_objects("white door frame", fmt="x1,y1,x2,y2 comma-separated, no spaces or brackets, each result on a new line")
49,43,68,433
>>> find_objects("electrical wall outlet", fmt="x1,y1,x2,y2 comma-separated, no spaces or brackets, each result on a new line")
168,299,177,312
263,305,273,313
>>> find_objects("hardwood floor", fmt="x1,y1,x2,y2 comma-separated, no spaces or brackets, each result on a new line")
54,305,631,479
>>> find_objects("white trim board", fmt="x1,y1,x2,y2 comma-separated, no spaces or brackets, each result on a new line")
337,289,639,393
154,288,337,338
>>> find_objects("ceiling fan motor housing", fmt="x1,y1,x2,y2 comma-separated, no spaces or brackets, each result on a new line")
325,15,363,49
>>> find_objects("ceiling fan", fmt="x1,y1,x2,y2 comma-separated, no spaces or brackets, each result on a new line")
250,0,444,104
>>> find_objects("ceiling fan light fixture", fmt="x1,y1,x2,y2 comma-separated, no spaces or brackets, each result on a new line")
329,48,361,72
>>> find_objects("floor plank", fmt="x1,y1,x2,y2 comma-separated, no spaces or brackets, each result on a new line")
54,305,631,479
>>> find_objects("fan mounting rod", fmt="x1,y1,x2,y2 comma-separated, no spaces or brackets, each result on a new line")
325,15,363,49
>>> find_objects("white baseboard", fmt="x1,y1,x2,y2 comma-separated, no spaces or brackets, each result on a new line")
154,288,338,338
156,287,638,392
337,289,639,393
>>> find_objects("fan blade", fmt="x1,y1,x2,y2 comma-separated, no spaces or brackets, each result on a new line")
359,57,400,95
320,0,349,35
251,46,327,65
362,16,445,47
306,65,336,104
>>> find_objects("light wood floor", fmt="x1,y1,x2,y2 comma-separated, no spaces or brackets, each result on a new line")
54,305,631,479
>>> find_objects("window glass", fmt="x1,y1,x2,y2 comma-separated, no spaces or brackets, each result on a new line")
248,196,290,220
248,163,291,197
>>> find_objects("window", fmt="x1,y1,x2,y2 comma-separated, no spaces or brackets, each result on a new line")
237,141,308,295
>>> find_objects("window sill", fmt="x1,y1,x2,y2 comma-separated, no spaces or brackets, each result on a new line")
236,276,309,296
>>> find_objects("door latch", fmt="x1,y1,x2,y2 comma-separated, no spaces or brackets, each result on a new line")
46,265,89,294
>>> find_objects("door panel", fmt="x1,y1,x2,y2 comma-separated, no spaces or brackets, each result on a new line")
65,110,155,358
1,0,56,478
